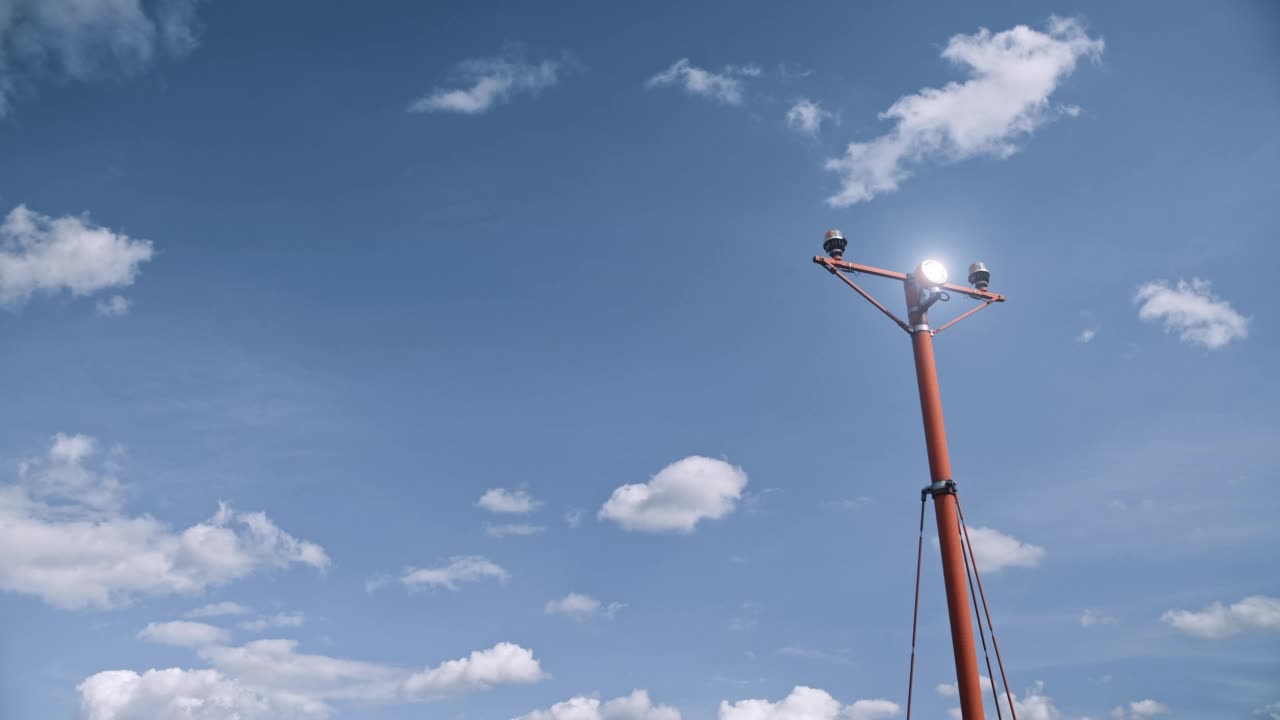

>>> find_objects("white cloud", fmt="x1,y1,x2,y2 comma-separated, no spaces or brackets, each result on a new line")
409,51,562,115
95,294,132,317
719,686,899,720
787,99,834,135
400,555,508,591
1254,701,1280,720
138,621,230,648
936,676,993,697
78,667,328,720
0,205,155,306
1076,328,1096,343
1080,609,1119,626
485,522,546,538
477,488,542,514
0,434,329,610
516,689,681,720
1161,595,1280,639
599,456,748,533
239,612,305,633
1135,278,1249,349
824,17,1102,206
846,699,902,720
646,59,760,105
186,602,252,619
80,640,547,718
1111,699,1169,719
963,526,1045,572
400,642,548,699
545,592,625,620
940,680,1061,720
0,0,203,115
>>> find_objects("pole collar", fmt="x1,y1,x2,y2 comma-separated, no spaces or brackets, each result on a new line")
921,479,957,501
910,323,931,334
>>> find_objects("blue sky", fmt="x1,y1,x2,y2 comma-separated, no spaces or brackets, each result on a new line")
1,1,1278,719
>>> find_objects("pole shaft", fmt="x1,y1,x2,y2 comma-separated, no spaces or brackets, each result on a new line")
905,282,986,720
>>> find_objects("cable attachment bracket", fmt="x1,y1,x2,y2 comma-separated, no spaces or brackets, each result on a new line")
920,479,957,501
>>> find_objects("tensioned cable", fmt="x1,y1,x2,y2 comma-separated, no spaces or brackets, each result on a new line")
956,496,1018,720
904,493,927,720
956,501,1005,720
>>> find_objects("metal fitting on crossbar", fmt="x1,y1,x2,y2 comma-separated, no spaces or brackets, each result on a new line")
910,323,931,334
920,479,957,500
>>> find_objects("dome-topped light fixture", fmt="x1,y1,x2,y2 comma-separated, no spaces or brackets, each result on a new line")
823,229,847,259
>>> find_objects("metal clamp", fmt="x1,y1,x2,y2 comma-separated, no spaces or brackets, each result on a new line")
910,323,931,334
920,479,957,501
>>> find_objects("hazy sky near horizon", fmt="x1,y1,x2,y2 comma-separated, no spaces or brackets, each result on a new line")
1,2,1278,719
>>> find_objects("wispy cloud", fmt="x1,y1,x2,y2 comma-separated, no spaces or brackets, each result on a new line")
544,592,625,620
825,17,1102,205
409,50,564,115
484,522,545,538
400,555,508,591
239,611,305,633
786,98,834,135
1080,608,1119,626
1135,278,1248,349
1076,328,1096,343
0,0,204,115
186,602,252,619
646,59,760,105
0,205,154,307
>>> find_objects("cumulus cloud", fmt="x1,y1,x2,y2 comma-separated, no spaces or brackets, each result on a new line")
400,555,508,591
0,205,155,307
1135,278,1249,349
545,592,625,620
409,50,563,115
0,0,203,115
478,488,542,514
516,689,682,720
719,686,899,720
186,602,252,619
940,680,1061,720
786,99,834,135
0,433,329,610
79,640,547,718
646,59,760,105
599,456,748,533
962,526,1045,572
1111,699,1169,719
1161,595,1280,639
139,621,230,648
824,17,1102,206
78,668,327,720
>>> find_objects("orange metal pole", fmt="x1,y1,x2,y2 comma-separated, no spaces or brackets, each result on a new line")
905,277,986,720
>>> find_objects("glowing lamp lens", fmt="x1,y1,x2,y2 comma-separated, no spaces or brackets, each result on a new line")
918,259,948,287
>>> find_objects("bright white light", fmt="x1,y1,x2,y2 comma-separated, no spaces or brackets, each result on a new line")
919,259,948,286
